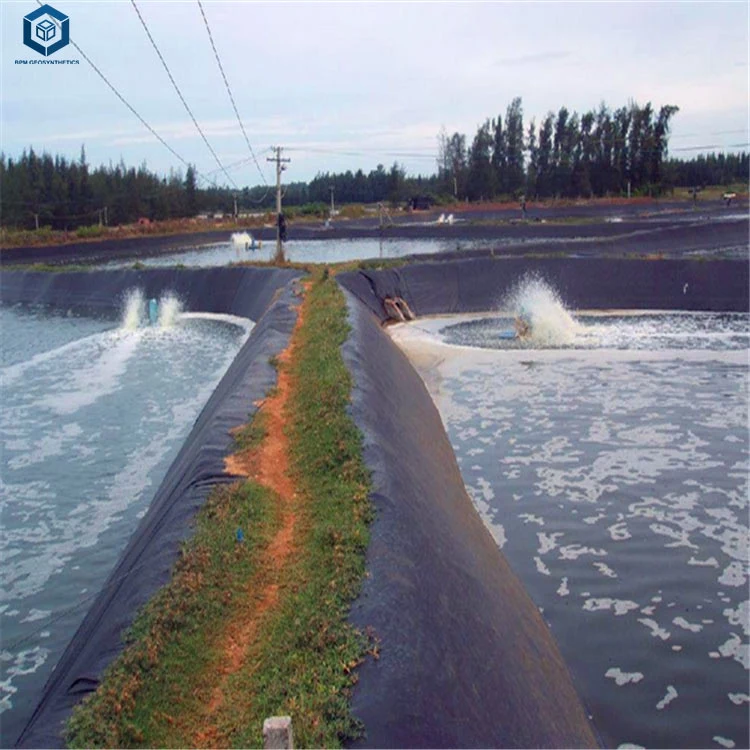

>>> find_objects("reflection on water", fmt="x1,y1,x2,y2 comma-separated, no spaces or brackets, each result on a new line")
391,311,749,749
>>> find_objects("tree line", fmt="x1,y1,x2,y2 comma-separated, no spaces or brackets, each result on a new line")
1,99,748,230
438,97,684,200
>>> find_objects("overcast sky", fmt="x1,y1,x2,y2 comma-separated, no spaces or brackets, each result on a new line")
2,1,748,187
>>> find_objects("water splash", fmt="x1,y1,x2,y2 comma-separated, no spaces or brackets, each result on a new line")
121,289,145,331
503,276,581,346
157,293,183,328
231,231,255,249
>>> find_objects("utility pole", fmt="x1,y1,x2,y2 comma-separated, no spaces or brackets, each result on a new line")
267,146,291,263
233,195,238,220
104,205,108,226
329,185,335,217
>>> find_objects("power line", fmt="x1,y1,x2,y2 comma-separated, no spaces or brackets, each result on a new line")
671,129,748,139
196,0,269,189
130,0,239,190
671,142,750,152
34,1,218,190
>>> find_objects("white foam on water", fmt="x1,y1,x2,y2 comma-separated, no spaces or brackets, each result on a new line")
1,332,112,388
0,646,49,714
714,736,736,748
606,667,644,686
583,598,639,616
121,288,145,331
503,275,582,346
723,601,750,636
594,562,618,578
36,330,141,416
717,634,749,669
638,618,671,641
157,293,183,328
672,616,703,633
179,312,255,335
534,556,551,575
656,685,678,710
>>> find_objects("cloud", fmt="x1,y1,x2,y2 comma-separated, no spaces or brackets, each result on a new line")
495,50,571,66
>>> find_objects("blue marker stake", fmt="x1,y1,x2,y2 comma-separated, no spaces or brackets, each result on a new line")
148,298,158,326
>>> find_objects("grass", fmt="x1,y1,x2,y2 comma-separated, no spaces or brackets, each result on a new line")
0,216,272,250
232,408,269,453
66,477,280,747
228,272,375,748
65,270,373,748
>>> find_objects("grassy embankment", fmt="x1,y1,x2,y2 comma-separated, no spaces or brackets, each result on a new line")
0,205,378,250
3,186,746,251
0,217,260,249
66,271,374,748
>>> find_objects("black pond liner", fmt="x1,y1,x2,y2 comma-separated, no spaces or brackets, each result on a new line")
1,267,303,748
336,256,748,749
2,202,745,268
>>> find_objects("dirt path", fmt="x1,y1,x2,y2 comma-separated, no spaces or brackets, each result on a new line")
191,291,307,749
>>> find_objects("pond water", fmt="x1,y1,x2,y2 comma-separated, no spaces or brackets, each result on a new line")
101,236,485,268
0,295,251,746
390,289,749,749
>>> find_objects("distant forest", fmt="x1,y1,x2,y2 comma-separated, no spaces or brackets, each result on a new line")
1,98,748,230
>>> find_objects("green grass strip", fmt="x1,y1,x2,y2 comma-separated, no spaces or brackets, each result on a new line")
65,271,373,748
225,273,374,749
66,476,280,747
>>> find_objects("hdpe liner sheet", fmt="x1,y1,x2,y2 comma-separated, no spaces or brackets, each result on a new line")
337,257,747,748
340,292,598,749
0,266,299,320
3,267,302,748
338,256,749,321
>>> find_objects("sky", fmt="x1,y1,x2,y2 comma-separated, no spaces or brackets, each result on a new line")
2,0,748,188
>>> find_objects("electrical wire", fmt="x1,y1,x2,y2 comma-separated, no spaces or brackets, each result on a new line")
196,0,269,188
130,0,239,190
202,151,275,204
34,1,218,190
672,143,750,152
